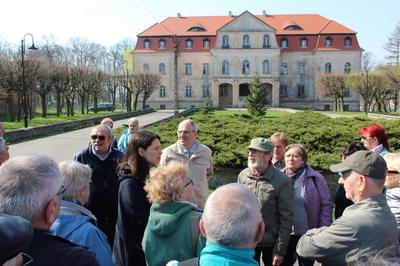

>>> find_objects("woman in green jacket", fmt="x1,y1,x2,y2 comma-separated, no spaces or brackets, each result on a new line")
142,162,204,266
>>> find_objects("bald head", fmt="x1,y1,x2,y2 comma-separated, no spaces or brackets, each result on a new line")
90,124,112,155
177,119,198,149
101,117,114,129
201,183,263,249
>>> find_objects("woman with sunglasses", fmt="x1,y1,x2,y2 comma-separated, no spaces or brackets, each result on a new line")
359,124,390,157
113,130,162,266
142,162,204,266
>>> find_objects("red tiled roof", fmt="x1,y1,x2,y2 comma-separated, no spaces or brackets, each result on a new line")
138,13,356,37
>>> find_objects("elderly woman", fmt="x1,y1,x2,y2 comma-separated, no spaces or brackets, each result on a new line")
113,130,162,266
282,144,332,266
0,137,9,166
142,162,204,266
50,160,113,266
118,117,139,154
360,124,390,156
384,152,400,240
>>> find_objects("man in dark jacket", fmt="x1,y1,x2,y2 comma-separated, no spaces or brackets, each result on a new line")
0,155,99,266
75,124,124,245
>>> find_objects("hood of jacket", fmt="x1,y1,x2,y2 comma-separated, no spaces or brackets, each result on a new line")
147,201,196,237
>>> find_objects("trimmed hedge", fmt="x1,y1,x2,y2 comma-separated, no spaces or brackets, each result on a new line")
119,110,400,173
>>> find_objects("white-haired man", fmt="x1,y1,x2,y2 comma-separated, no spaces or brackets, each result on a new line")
198,183,265,265
75,124,124,245
161,119,213,209
0,155,99,266
297,151,398,265
238,137,293,266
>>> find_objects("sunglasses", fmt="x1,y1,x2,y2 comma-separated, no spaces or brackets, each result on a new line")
21,252,34,266
57,184,67,196
184,178,194,188
91,135,106,141
388,170,400,174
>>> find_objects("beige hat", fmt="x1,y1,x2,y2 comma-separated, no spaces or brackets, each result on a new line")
330,150,387,180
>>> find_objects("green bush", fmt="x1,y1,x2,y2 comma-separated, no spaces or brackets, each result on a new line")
117,110,400,173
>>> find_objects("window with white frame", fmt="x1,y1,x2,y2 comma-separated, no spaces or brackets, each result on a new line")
300,38,308,48
159,85,166,97
159,39,165,49
222,60,229,74
262,60,270,74
299,62,306,74
263,34,270,48
203,39,210,48
280,63,288,75
242,60,250,74
344,62,351,74
202,84,210,97
325,63,332,74
243,34,250,48
325,37,333,47
144,39,151,49
185,39,193,49
185,63,192,75
143,63,150,72
159,63,166,74
185,85,192,97
344,37,352,48
203,63,209,75
280,84,288,97
298,84,305,98
222,35,229,48
281,38,288,48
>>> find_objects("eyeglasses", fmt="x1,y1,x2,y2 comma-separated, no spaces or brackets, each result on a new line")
184,178,193,188
177,130,194,135
21,252,34,266
57,184,67,196
91,135,106,141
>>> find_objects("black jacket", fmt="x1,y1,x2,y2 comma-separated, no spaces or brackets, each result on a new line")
112,172,151,266
24,228,99,266
75,147,123,242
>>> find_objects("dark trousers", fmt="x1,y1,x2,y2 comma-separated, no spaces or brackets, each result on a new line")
254,247,273,266
281,235,314,266
98,217,116,247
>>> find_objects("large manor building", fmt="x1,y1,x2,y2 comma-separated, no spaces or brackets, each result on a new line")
132,11,362,111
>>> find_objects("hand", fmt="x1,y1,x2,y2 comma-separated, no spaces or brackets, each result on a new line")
273,255,283,266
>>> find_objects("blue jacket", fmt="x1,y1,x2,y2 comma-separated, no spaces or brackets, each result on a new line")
199,242,258,266
50,200,114,266
118,129,131,154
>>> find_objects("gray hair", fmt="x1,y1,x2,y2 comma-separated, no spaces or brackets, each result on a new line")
92,124,112,136
127,117,139,126
59,160,92,201
0,155,63,222
203,183,262,248
179,119,198,133
0,137,6,152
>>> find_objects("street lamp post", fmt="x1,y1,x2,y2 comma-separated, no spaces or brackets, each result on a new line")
21,33,38,128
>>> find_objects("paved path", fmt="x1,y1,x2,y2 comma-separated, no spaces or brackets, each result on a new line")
9,110,176,162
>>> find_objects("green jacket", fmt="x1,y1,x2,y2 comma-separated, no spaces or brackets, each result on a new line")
297,194,398,265
237,166,293,256
142,201,205,266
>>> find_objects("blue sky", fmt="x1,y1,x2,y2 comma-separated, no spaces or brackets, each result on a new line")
1,0,399,64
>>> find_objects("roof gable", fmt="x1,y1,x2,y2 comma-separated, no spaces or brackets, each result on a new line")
218,11,276,32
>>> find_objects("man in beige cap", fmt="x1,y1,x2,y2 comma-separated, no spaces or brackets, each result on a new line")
297,150,398,265
238,137,293,266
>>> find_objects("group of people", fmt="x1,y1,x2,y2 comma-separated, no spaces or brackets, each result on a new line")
1,117,400,266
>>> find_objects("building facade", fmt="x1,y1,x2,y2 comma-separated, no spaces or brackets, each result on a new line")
133,11,362,111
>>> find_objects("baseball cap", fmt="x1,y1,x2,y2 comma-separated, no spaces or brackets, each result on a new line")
0,214,33,264
330,150,387,180
247,138,274,153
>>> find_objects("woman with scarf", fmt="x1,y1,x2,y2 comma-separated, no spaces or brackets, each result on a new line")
359,124,390,157
282,144,332,266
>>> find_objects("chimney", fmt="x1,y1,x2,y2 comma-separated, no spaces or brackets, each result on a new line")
177,12,182,18
263,10,267,16
228,11,234,17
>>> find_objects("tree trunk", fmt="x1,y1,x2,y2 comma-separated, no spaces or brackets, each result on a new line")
133,92,140,111
41,94,47,117
56,91,61,117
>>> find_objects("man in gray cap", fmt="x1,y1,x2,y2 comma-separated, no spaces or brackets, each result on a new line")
238,137,293,266
297,150,398,265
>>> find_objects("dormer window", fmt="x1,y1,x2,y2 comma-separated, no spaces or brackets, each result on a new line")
188,26,206,32
144,39,151,49
263,34,270,48
325,37,333,47
185,39,193,49
243,34,250,48
159,39,166,49
300,38,308,48
284,25,303,30
281,38,288,49
203,39,210,48
222,35,229,48
344,37,352,48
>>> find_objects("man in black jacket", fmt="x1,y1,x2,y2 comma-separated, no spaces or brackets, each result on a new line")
75,124,124,246
0,155,99,266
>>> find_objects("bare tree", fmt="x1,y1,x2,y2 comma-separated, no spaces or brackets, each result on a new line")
384,22,400,66
132,73,160,110
317,74,349,111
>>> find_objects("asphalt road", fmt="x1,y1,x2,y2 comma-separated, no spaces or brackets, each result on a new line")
9,110,176,162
